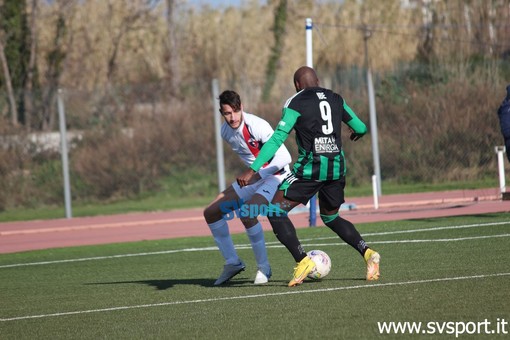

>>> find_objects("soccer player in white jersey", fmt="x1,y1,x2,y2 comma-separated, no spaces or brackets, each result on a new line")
204,90,291,285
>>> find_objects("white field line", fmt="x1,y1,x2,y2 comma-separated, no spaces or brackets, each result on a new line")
0,221,509,269
1,272,509,322
0,247,219,268
292,233,510,249
298,220,510,242
1,233,509,269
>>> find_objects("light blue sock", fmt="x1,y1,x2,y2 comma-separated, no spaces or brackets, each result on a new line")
208,219,240,265
246,222,270,273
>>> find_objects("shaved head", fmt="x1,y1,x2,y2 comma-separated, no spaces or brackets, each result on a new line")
293,66,319,91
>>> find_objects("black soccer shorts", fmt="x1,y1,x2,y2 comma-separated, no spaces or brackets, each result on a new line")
279,174,346,211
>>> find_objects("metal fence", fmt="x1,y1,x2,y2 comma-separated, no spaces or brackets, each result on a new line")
0,64,507,211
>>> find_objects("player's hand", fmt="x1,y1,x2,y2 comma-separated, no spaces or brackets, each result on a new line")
350,132,362,141
349,128,363,141
251,172,262,183
237,169,255,187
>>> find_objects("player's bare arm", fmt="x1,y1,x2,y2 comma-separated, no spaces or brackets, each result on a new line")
237,168,256,187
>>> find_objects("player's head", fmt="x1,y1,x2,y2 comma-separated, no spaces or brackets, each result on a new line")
219,90,243,129
293,66,319,92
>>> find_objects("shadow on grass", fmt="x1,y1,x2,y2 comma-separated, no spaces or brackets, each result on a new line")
85,278,216,289
407,211,507,224
85,274,366,290
85,277,287,290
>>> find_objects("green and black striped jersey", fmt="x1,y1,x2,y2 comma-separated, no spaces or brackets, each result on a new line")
250,87,367,181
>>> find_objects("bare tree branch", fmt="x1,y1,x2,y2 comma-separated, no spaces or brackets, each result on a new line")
23,0,38,130
0,37,18,126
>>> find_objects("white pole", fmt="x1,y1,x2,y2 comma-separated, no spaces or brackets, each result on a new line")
367,70,382,197
372,175,379,209
212,79,226,192
495,146,506,193
57,89,72,219
363,27,382,197
306,18,313,67
306,18,317,226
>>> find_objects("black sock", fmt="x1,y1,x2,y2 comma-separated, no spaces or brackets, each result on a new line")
325,216,368,256
268,215,307,262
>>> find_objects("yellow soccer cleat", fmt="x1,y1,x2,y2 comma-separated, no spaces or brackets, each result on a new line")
364,249,381,281
288,256,316,287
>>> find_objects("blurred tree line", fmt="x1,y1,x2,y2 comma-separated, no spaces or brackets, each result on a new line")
0,0,509,211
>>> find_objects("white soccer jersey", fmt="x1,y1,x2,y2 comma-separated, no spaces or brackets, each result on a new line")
221,112,291,179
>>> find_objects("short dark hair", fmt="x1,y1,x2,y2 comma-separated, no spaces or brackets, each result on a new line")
219,90,242,112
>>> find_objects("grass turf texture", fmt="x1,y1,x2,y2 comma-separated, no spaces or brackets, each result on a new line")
1,213,509,339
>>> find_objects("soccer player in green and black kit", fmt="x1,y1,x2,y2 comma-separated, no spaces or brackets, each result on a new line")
237,66,380,287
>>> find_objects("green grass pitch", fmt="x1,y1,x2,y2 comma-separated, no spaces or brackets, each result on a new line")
1,213,509,339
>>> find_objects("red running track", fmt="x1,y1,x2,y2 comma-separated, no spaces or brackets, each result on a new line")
0,188,508,254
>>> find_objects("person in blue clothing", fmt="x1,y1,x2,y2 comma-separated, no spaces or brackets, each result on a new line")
497,84,510,163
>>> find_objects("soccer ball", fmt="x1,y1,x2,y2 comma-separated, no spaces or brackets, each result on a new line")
307,250,331,279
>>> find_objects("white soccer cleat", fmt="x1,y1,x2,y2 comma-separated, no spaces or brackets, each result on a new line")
254,268,271,284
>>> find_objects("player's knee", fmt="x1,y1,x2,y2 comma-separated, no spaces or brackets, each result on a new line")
203,205,220,223
320,213,339,226
203,205,212,221
240,216,258,228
